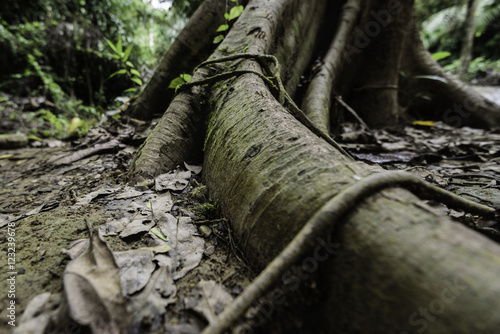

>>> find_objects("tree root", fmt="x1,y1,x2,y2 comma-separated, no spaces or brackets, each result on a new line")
202,171,496,334
178,53,353,158
301,0,361,133
407,25,500,128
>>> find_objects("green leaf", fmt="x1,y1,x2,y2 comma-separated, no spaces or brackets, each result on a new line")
124,87,138,93
227,5,244,20
213,34,225,44
224,12,230,20
230,0,238,2
27,134,43,141
412,75,448,84
431,51,451,62
131,77,143,86
116,36,123,56
216,24,229,32
105,39,118,54
122,45,133,63
130,69,141,77
125,61,134,67
180,74,192,82
169,77,185,89
150,227,169,242
111,54,120,60
108,69,127,79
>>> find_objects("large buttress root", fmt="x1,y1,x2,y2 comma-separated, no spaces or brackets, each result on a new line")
404,25,500,128
200,0,500,332
202,171,495,334
129,0,500,332
127,87,206,182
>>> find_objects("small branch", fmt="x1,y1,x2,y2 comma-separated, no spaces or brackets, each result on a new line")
334,95,370,130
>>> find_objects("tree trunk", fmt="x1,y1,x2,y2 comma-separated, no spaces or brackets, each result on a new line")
460,0,479,81
345,0,414,128
129,0,500,332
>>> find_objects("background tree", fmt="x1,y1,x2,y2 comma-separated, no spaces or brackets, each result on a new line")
460,0,479,79
417,0,500,80
0,0,185,131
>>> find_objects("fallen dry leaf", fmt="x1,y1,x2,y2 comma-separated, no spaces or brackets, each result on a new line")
156,214,204,280
185,280,233,324
114,249,156,296
127,255,177,332
155,170,191,192
63,222,129,334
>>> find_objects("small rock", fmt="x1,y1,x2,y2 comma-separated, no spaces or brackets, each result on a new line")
199,225,212,238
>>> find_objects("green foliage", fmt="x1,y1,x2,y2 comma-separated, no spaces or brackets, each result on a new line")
191,200,220,220
431,51,452,62
226,4,245,21
444,56,500,79
26,53,65,105
417,0,500,50
37,109,69,138
214,0,244,44
168,73,192,90
416,0,500,82
0,0,187,136
31,108,91,139
213,35,225,44
106,36,143,94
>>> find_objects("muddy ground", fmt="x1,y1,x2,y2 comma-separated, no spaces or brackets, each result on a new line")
0,121,255,333
1,87,500,334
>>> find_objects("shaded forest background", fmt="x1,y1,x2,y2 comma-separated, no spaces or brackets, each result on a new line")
0,0,499,138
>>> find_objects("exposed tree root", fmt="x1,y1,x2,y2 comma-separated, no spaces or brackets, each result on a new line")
127,87,206,182
407,26,500,128
180,53,352,158
202,171,496,334
129,1,500,331
301,0,361,133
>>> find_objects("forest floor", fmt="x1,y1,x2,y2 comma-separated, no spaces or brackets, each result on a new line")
1,86,500,334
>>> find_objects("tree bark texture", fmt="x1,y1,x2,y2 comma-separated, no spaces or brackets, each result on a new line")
130,0,500,331
127,85,206,181
346,0,413,127
301,0,362,133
